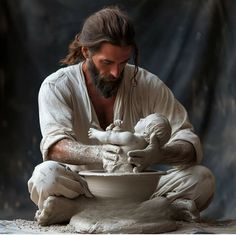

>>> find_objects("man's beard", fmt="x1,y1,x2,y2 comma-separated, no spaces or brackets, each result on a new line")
87,59,124,98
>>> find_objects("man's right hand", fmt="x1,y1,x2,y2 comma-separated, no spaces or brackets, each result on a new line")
99,144,121,162
99,144,121,171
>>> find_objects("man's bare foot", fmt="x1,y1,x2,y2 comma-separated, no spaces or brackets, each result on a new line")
35,196,87,226
134,196,172,221
170,199,200,222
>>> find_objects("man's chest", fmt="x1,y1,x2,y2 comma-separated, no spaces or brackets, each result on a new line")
88,89,116,130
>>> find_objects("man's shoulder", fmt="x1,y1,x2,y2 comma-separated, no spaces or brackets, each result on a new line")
42,63,82,86
125,64,162,85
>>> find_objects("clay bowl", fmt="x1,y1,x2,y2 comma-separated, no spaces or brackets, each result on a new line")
79,170,166,203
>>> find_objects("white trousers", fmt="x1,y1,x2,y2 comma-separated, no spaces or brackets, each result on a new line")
28,161,215,212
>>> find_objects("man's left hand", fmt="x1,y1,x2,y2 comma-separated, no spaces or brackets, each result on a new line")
127,132,162,172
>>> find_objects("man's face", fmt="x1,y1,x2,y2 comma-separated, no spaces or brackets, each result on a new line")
87,58,124,98
86,43,133,98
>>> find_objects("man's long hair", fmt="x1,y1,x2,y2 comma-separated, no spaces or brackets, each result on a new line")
60,6,139,81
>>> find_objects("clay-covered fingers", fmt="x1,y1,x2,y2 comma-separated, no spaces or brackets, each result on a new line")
128,155,145,172
128,149,149,172
101,144,121,162
128,155,143,166
102,152,119,162
128,149,145,158
102,144,121,154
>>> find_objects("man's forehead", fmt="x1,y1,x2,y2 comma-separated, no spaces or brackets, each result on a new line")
95,43,132,61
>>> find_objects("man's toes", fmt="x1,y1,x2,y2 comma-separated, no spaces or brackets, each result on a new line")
36,196,57,225
34,210,41,221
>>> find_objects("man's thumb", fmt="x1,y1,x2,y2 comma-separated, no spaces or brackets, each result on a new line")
127,149,143,157
150,132,159,145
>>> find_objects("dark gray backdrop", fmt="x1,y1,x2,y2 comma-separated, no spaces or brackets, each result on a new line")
1,0,236,220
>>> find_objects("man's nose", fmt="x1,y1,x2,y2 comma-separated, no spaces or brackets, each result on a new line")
110,65,120,78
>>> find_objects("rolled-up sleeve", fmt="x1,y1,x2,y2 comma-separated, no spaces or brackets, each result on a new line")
38,73,76,160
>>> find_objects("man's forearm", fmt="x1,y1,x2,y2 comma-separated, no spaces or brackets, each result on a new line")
47,139,103,165
159,140,197,166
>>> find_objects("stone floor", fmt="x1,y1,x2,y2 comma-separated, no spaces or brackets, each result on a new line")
1,219,236,234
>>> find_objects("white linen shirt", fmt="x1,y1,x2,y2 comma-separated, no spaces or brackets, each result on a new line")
38,63,203,166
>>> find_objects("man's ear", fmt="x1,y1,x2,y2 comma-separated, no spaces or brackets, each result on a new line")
81,46,89,59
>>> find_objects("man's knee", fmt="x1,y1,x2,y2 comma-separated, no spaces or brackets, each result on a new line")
156,165,215,211
189,165,215,210
28,160,64,192
187,165,215,183
28,160,66,208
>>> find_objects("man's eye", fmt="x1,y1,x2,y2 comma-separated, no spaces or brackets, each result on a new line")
102,60,112,65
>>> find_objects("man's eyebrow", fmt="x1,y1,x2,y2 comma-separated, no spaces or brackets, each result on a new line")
122,58,130,63
102,58,130,63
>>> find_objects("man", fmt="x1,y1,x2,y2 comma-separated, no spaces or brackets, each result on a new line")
28,6,215,226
